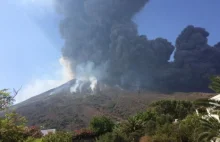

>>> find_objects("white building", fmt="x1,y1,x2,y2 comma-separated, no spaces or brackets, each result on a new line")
196,94,220,121
211,94,220,101
41,129,56,136
196,94,220,142
208,94,220,121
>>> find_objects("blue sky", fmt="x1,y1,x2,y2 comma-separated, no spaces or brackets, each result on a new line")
135,0,220,45
0,0,220,103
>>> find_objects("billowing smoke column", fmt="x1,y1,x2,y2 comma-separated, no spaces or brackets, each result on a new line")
55,0,220,92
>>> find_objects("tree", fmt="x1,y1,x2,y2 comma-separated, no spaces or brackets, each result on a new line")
178,114,202,142
0,111,27,142
0,87,21,111
0,89,13,110
134,111,157,122
0,88,29,142
89,116,115,135
24,126,43,138
197,117,220,142
152,123,179,142
193,98,220,117
96,132,126,142
150,100,194,120
42,132,72,142
118,116,146,142
209,76,220,93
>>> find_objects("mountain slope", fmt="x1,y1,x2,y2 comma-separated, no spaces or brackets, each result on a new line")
12,81,214,130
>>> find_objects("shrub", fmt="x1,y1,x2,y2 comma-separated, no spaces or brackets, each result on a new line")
197,107,208,115
178,114,201,142
144,120,156,135
24,126,43,138
25,137,42,142
0,112,27,142
134,111,157,122
118,116,146,142
41,132,72,142
209,75,220,93
0,89,14,111
89,116,114,135
153,134,178,142
96,132,126,142
73,128,96,140
150,100,194,120
152,123,179,142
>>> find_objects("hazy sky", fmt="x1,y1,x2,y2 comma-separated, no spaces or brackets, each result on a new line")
0,0,220,103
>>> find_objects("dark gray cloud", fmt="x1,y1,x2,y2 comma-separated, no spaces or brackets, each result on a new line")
55,0,220,92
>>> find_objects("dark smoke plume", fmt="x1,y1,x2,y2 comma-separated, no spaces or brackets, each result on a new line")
55,0,220,92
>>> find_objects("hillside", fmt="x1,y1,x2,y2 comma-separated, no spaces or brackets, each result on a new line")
11,81,214,131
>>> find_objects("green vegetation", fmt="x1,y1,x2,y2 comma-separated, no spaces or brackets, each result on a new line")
178,114,202,141
0,89,27,142
90,116,115,135
94,100,220,142
25,137,42,142
0,90,43,142
0,112,27,142
209,75,220,93
42,132,72,142
0,89,14,111
197,117,220,142
1,97,220,142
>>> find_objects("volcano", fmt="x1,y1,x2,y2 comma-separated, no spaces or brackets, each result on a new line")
11,80,214,130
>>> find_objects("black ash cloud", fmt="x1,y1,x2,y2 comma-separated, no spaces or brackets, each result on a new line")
55,0,220,92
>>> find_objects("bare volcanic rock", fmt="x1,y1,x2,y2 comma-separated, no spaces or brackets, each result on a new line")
11,82,214,131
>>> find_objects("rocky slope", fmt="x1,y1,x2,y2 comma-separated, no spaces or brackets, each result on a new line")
11,80,214,130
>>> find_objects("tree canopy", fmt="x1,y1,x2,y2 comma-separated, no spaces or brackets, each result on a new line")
0,89,13,111
209,76,220,93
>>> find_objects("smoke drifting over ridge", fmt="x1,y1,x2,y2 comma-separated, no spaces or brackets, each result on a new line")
55,0,220,92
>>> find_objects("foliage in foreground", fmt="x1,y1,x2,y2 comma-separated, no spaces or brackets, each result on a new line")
41,132,72,142
24,126,43,138
2,78,220,142
0,89,43,142
95,99,220,142
196,117,220,142
94,75,220,142
1,99,220,142
25,137,42,142
2,99,220,142
209,75,220,93
0,112,27,142
89,116,115,135
0,89,14,111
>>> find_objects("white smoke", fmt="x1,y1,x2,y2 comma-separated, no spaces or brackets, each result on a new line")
70,77,97,94
59,57,74,80
70,80,81,93
75,61,96,80
70,61,99,93
89,76,98,92
15,57,73,103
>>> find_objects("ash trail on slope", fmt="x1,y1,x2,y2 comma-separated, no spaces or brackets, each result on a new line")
55,0,220,92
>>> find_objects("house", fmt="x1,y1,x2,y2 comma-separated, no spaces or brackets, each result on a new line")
41,129,56,136
210,94,220,101
197,94,220,122
209,94,220,121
